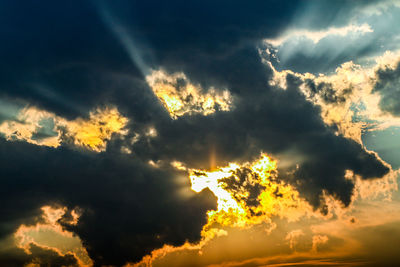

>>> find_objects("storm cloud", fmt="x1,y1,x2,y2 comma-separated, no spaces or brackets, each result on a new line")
0,139,215,265
0,0,396,266
373,59,400,117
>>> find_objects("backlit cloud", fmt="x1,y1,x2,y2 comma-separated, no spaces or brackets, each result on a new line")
265,23,373,47
264,49,400,143
146,69,232,119
0,1,400,266
0,103,128,152
14,206,92,267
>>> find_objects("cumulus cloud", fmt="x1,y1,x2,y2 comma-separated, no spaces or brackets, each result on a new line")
264,48,400,143
134,46,390,211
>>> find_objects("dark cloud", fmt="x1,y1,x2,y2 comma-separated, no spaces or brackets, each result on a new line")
0,1,394,266
0,244,79,267
302,79,349,104
0,0,390,118
373,60,400,116
221,167,268,208
0,0,139,119
268,3,400,74
0,139,216,265
131,47,389,209
0,0,303,120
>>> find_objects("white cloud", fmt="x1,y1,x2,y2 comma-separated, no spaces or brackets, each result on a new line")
265,23,373,47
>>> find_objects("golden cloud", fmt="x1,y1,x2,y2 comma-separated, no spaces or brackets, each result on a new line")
146,69,232,119
189,154,313,238
0,106,62,147
66,107,128,152
132,153,315,266
0,105,128,152
131,150,400,267
14,206,92,267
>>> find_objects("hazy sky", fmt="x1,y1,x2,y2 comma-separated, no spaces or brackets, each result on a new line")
1,1,400,266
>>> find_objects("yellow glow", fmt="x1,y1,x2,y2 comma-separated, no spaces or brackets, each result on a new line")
146,70,232,119
285,229,305,250
0,105,128,152
312,234,329,252
67,107,128,152
189,153,312,238
14,206,92,267
0,106,62,147
132,154,313,266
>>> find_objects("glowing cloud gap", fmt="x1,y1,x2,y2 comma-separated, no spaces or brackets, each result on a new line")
189,153,312,237
14,206,92,267
146,69,232,119
66,107,128,152
132,154,313,266
0,104,128,152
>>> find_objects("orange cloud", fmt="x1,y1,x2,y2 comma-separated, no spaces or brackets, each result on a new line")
14,205,92,267
66,107,128,152
146,69,232,119
0,105,128,152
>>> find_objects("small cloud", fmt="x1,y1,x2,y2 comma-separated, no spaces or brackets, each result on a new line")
265,23,373,47
311,234,329,252
66,107,128,152
285,229,305,251
14,205,92,267
146,69,233,119
0,103,129,152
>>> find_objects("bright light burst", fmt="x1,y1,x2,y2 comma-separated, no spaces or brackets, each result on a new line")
189,153,312,238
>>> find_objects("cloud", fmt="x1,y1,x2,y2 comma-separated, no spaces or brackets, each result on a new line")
0,103,128,152
0,105,61,147
188,153,312,234
139,194,400,267
264,48,400,143
0,1,398,266
0,244,80,267
311,234,329,252
146,69,232,119
14,206,92,266
65,107,128,152
132,45,390,211
265,23,373,47
264,3,400,74
0,138,216,266
285,229,305,251
373,55,400,116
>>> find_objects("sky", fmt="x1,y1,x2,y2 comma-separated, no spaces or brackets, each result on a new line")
1,1,400,266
